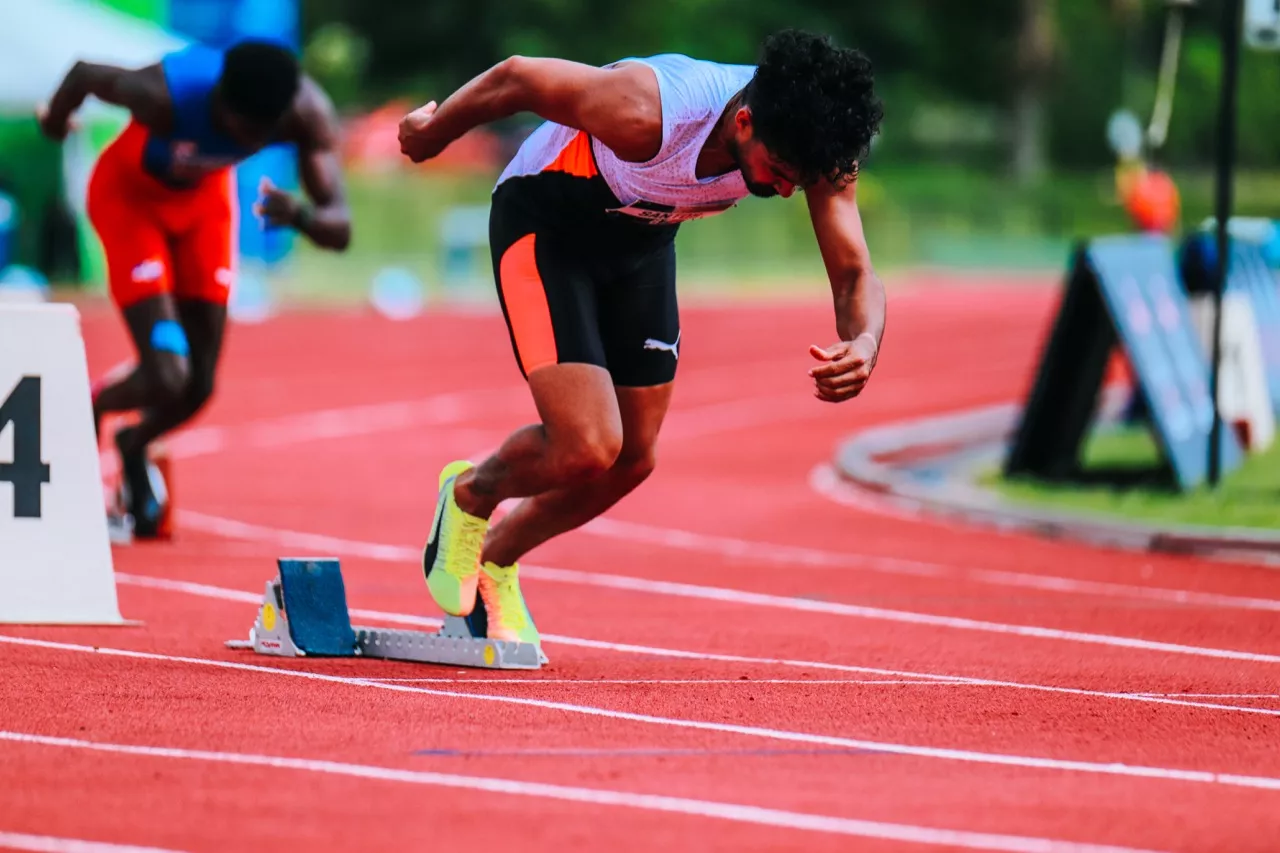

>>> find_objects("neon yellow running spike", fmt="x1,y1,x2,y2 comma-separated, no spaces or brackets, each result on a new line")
478,562,541,647
423,460,488,617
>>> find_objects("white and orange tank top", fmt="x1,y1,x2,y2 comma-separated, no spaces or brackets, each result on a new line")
495,54,756,226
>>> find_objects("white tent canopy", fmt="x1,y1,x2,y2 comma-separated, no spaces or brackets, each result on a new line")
0,0,186,113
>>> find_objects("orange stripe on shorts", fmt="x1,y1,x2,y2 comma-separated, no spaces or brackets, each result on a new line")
499,234,558,375
543,131,599,179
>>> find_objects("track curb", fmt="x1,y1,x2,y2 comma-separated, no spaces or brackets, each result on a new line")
832,399,1280,567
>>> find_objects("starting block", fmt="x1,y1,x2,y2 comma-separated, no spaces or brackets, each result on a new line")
226,557,547,670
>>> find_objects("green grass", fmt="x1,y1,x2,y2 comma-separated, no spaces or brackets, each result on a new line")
62,163,1280,303
986,425,1280,531
267,164,1138,304
274,168,837,304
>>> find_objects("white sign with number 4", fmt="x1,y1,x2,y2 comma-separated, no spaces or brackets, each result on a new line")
0,303,125,624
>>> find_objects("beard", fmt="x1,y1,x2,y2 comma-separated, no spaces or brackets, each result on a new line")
727,134,778,198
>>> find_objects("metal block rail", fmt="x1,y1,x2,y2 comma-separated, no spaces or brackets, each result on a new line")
226,558,546,670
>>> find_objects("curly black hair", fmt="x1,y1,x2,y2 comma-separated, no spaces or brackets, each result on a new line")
744,30,883,188
221,40,300,125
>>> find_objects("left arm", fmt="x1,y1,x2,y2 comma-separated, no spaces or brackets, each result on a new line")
804,175,886,403
256,78,352,252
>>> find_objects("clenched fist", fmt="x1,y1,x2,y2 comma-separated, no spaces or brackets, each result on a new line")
399,101,441,163
808,333,878,403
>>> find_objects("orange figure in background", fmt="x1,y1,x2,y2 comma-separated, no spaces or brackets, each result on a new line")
1118,161,1181,234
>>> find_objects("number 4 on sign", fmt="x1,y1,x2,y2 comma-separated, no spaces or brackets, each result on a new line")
0,376,52,519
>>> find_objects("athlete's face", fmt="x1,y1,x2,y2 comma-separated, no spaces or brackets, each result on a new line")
223,113,277,151
731,108,801,199
212,92,280,151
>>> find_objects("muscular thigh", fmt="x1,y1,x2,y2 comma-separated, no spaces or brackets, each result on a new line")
88,182,174,310
171,175,236,307
614,383,674,464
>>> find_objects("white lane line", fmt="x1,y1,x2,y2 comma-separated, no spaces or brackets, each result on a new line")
807,466,1280,612
97,386,526,477
0,832,186,853
114,574,969,684
116,574,264,605
585,476,1273,613
115,360,814,471
3,635,1280,794
176,511,1280,666
0,731,1166,853
108,387,1280,617
362,679,963,685
1132,694,1280,700
528,564,1280,665
117,572,1280,718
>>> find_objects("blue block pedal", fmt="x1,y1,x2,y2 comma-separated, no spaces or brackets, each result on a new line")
276,558,358,656
228,557,547,669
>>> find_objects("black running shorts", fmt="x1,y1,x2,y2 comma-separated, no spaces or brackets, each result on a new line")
488,151,682,388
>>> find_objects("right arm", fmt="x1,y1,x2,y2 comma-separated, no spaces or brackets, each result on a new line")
398,56,662,164
39,62,168,141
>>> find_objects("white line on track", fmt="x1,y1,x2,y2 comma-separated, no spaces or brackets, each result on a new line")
806,466,1280,611
110,388,1280,616
0,731,1166,853
176,511,1280,666
113,366,810,475
362,678,964,685
4,634,1280,793
1132,693,1280,700
527,564,1280,664
0,832,186,853
117,571,1280,718
97,386,524,480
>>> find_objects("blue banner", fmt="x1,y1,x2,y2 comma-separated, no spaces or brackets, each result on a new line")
1230,242,1280,412
1181,231,1280,413
1087,235,1244,490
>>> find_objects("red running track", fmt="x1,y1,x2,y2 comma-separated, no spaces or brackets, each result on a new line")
3,281,1280,853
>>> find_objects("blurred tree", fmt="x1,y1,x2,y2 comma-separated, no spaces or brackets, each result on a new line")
302,21,370,108
298,0,1280,171
1013,0,1057,184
